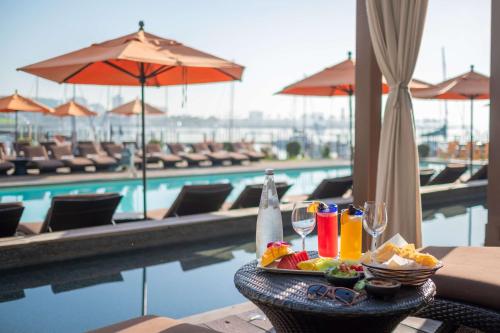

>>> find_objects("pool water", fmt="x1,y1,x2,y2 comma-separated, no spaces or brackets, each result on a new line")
0,162,455,222
0,201,488,333
0,166,352,222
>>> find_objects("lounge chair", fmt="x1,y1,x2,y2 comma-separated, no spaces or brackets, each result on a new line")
88,315,216,333
167,143,209,167
208,142,249,165
147,183,233,219
145,143,183,167
49,144,94,171
191,142,231,165
40,141,58,157
427,164,467,185
17,193,122,235
229,182,292,209
101,142,142,167
24,146,64,173
13,142,30,157
307,176,353,200
0,143,14,175
416,246,500,333
0,202,24,237
468,164,488,181
231,142,265,162
419,168,435,186
77,142,118,170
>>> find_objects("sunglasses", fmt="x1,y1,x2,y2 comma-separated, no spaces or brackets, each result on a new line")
307,284,365,306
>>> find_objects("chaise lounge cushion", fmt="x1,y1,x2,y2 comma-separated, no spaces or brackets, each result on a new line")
88,315,216,333
423,246,500,312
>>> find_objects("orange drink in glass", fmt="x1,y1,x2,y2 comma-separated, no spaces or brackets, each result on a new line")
340,205,363,260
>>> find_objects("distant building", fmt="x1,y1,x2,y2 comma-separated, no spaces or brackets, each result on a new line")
112,94,124,108
248,111,264,122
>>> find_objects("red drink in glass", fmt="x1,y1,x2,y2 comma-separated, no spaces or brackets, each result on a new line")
317,204,338,258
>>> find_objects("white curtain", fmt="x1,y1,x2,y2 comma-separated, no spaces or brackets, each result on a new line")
366,0,428,246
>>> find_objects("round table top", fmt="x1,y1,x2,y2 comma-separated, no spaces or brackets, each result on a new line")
234,258,436,317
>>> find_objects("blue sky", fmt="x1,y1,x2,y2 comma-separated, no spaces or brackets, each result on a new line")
0,0,491,135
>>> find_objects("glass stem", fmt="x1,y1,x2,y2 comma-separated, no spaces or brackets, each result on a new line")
371,233,377,252
301,236,306,251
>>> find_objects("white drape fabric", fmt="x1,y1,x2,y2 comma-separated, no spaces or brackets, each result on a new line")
366,0,428,246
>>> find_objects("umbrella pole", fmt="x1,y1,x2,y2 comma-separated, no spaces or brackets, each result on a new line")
140,63,148,219
348,91,353,169
469,97,474,177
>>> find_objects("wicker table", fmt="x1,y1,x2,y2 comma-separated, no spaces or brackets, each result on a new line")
234,258,436,333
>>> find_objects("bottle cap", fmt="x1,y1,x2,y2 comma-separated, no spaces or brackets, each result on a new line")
319,203,338,213
265,168,274,175
347,204,363,216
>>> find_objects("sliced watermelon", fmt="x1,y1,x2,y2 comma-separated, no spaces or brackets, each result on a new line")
277,251,310,270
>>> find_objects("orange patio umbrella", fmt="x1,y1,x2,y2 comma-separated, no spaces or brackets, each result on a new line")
108,98,164,116
0,91,53,140
108,98,165,142
51,101,97,146
18,21,243,218
277,52,432,166
413,65,489,175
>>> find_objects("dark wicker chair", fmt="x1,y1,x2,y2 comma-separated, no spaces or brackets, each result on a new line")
17,193,122,234
145,143,182,167
49,145,94,171
427,164,467,185
208,142,249,165
24,146,64,173
77,142,118,170
0,143,14,175
164,183,233,217
0,202,24,237
167,143,209,167
191,142,231,166
468,164,488,181
419,168,435,186
231,142,265,161
307,176,353,200
230,182,292,209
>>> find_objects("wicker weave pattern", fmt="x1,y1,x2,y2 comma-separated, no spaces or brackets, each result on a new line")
363,263,442,286
416,298,500,333
234,258,436,332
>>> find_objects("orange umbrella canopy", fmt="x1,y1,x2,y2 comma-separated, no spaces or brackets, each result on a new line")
108,98,165,116
52,101,97,117
277,53,432,96
0,91,53,114
18,23,244,86
412,66,489,100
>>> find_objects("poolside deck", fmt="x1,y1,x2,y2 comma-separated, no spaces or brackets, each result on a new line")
0,159,349,188
182,301,480,333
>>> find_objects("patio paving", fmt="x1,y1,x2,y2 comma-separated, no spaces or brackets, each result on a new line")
181,301,471,333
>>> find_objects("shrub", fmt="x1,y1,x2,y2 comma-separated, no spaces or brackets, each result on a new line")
418,144,430,158
286,141,301,159
321,144,331,158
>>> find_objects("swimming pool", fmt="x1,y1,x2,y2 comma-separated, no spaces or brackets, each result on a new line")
0,201,488,332
0,166,352,222
0,162,452,222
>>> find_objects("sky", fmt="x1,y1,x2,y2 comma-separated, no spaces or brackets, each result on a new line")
0,0,492,135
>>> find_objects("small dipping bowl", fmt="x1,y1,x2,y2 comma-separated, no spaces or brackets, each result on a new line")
324,270,362,288
365,278,401,299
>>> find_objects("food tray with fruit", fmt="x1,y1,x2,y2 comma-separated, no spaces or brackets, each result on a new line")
257,241,364,276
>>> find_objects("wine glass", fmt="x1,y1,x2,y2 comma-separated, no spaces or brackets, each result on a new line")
291,201,317,251
362,201,387,252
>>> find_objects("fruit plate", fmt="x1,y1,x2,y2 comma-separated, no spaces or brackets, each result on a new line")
257,262,325,276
